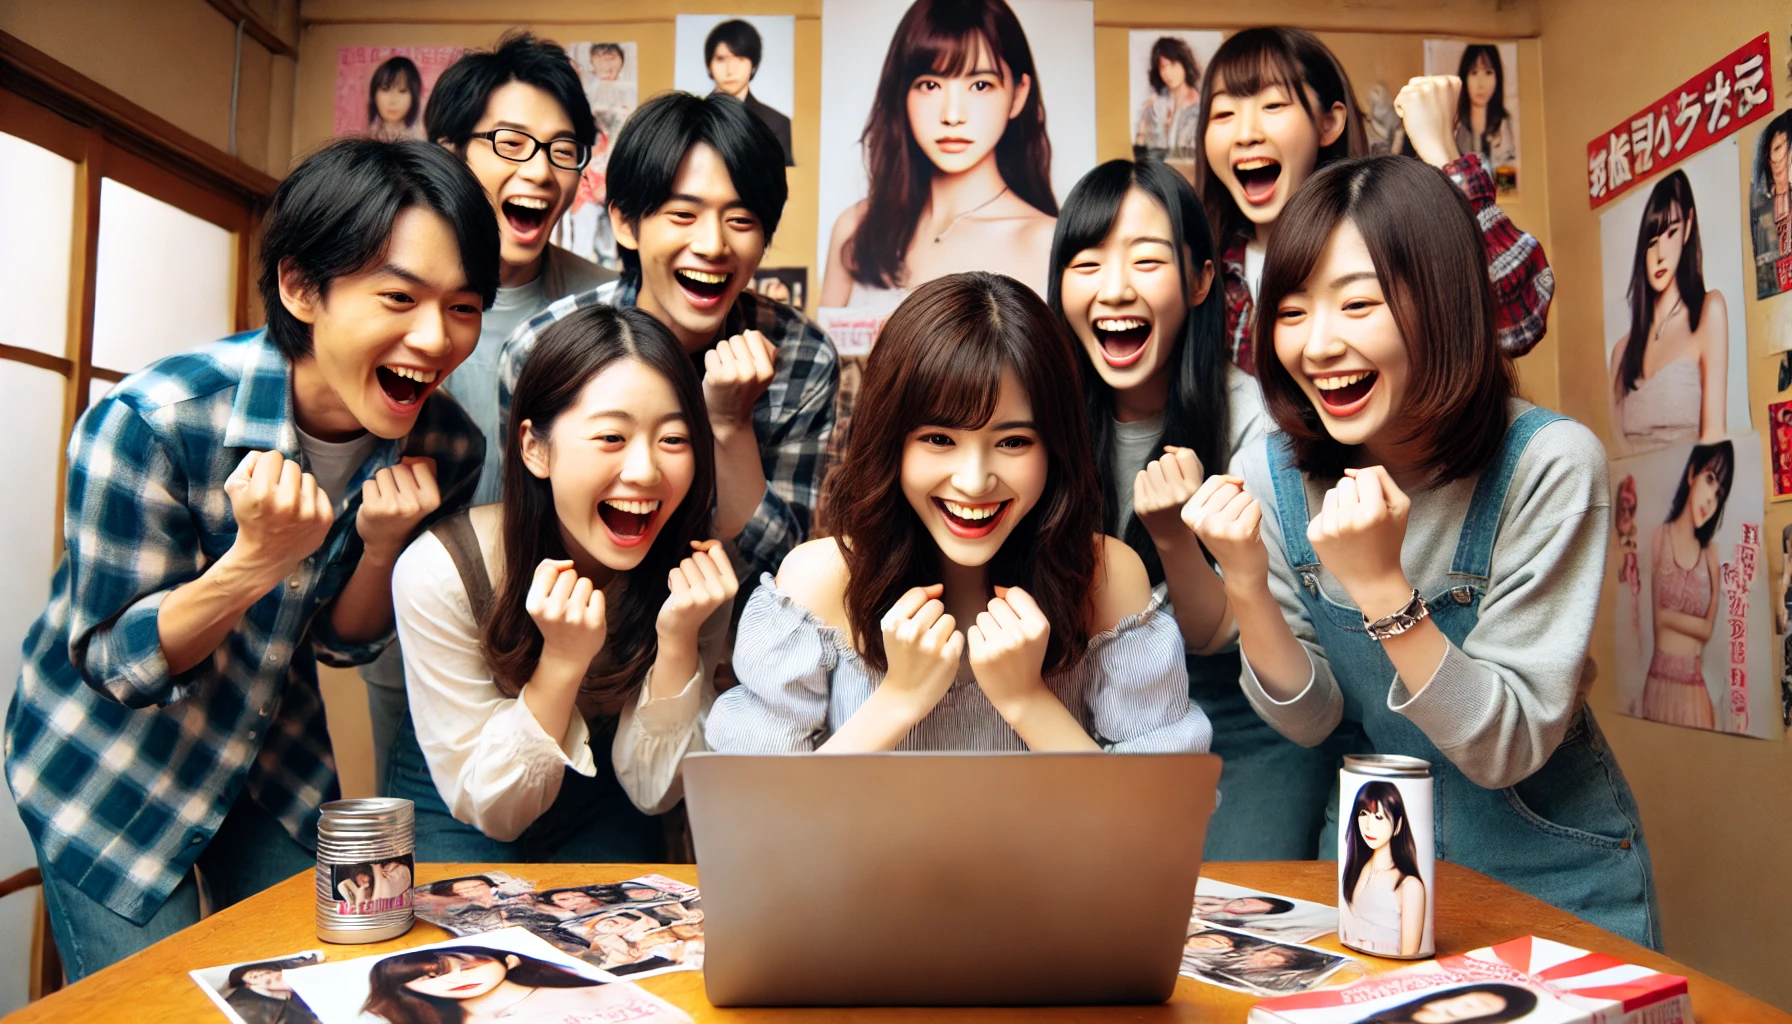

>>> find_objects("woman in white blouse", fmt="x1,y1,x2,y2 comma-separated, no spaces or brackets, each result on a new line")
389,305,734,860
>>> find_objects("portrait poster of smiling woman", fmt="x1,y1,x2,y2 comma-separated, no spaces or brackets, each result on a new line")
1599,138,1751,458
1338,777,1434,959
1609,434,1775,738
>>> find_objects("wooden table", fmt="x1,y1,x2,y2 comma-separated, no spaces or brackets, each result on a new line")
9,861,1787,1023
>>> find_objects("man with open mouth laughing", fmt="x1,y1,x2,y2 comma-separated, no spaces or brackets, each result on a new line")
360,33,618,794
502,90,837,598
4,139,496,978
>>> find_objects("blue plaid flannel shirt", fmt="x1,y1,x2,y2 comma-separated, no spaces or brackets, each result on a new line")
497,277,838,586
3,330,482,923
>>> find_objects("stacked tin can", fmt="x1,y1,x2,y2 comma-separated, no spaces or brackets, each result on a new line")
315,797,416,943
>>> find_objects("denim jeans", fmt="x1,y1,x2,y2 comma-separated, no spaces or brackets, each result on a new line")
34,789,315,981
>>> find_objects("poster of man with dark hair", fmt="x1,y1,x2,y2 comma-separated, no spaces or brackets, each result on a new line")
676,15,796,165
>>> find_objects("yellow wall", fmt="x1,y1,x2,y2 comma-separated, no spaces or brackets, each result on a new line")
1539,0,1792,1009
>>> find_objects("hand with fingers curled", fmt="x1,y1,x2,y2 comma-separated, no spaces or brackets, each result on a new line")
657,540,740,642
223,449,335,583
702,330,778,437
1181,473,1269,590
526,559,608,673
356,455,441,562
1134,446,1205,542
966,586,1052,718
879,583,964,721
1306,466,1414,613
1394,74,1463,168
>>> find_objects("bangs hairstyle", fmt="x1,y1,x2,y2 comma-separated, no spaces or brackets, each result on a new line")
1455,45,1508,140
1666,440,1734,548
606,91,788,277
828,272,1100,675
1048,159,1230,584
1365,984,1539,1024
1254,156,1514,482
1193,27,1366,245
258,138,500,362
1618,169,1706,395
1147,36,1201,94
1753,109,1792,198
1340,781,1421,913
485,305,717,712
367,56,423,128
704,19,763,73
424,32,598,152
848,0,1055,290
363,947,597,1024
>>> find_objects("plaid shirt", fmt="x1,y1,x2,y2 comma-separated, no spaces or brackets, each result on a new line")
1221,152,1555,372
499,277,838,585
3,330,482,923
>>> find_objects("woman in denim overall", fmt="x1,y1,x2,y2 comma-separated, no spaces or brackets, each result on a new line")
1186,155,1660,948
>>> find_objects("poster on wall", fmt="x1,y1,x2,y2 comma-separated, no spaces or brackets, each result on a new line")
549,41,638,271
1585,32,1771,208
1610,433,1775,738
333,46,468,140
1599,138,1751,458
1127,30,1222,167
815,0,1096,309
1771,399,1792,500
676,15,796,166
1422,40,1520,193
1747,108,1792,299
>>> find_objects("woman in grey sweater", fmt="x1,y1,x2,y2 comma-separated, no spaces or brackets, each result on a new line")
1183,155,1659,949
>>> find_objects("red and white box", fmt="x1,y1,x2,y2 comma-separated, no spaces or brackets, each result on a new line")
1249,935,1689,1024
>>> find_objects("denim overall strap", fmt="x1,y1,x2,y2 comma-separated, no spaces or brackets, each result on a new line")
1266,432,1321,571
1449,407,1568,581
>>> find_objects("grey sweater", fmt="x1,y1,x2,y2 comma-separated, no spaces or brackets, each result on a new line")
1231,399,1611,789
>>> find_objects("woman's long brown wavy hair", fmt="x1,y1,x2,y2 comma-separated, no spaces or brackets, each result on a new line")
483,305,716,712
847,0,1056,290
827,272,1100,675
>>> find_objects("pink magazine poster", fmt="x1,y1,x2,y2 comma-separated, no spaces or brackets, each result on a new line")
334,47,469,140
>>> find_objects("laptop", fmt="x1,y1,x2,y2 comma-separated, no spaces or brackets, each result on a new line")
682,751,1221,1007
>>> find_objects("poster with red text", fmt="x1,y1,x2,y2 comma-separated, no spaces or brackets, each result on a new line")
1609,433,1775,737
1771,399,1792,500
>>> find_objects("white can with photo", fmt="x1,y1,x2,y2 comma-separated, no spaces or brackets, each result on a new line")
1337,755,1435,959
315,797,416,943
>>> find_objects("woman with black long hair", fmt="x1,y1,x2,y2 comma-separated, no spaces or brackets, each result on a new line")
362,947,604,1024
819,0,1058,305
390,305,734,860
367,55,425,142
1340,781,1426,956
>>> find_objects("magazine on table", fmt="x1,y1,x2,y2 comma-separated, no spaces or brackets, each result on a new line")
1194,877,1339,944
1247,935,1690,1023
282,926,691,1024
413,872,703,979
1181,922,1363,997
190,949,325,1024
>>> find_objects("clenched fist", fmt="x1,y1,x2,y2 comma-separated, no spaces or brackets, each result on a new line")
224,450,333,581
357,456,441,561
1181,473,1269,590
967,585,1051,717
657,540,739,641
526,559,608,672
1134,446,1205,541
880,584,963,719
703,331,776,437
1307,466,1413,615
1394,74,1463,168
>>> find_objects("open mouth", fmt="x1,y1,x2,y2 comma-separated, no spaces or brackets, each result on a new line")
1312,370,1378,416
1233,157,1282,205
933,497,1010,539
1092,316,1153,368
375,364,438,408
502,195,551,243
674,268,731,304
596,497,661,547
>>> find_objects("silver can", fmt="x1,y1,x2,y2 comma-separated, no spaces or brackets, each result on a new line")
315,797,416,943
1337,754,1435,959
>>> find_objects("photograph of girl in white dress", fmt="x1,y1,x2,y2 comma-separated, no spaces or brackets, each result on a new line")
1339,781,1428,958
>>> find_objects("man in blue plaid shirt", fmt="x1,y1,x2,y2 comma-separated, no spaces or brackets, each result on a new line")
3,139,499,978
500,91,837,593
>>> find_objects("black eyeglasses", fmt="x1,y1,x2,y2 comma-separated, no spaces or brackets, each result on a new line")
470,128,590,171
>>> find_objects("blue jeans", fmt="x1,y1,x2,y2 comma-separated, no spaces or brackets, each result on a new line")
34,789,315,981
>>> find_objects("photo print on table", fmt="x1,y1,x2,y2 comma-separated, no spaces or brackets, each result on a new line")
549,40,638,271
190,950,325,1024
282,927,692,1024
333,47,468,140
1611,433,1776,737
1191,878,1337,944
1600,138,1751,458
1127,29,1222,168
1423,40,1522,192
1179,922,1360,997
676,14,796,166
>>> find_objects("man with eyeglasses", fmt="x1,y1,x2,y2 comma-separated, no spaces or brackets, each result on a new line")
358,32,616,790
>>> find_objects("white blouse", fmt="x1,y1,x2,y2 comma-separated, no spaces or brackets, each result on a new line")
390,518,724,842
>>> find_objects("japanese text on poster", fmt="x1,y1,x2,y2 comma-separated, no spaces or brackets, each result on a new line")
1587,33,1772,208
1723,523,1761,733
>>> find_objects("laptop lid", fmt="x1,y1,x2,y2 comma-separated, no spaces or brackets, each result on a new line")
684,752,1220,1007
